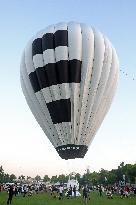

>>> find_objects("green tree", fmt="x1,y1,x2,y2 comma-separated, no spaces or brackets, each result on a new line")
126,164,136,183
0,166,4,174
57,174,66,183
26,176,32,181
108,172,116,184
75,173,81,181
51,175,58,183
0,166,4,182
3,174,10,183
18,175,25,181
10,174,16,182
98,169,108,184
35,175,41,181
43,175,50,182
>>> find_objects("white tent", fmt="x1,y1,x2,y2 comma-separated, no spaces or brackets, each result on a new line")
67,178,79,189
66,177,81,197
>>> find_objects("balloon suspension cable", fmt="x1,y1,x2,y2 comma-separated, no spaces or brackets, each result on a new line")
66,159,71,178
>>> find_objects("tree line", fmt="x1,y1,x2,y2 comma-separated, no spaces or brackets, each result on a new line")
0,162,136,185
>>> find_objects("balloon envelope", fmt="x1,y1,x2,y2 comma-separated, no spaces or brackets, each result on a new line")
20,22,119,160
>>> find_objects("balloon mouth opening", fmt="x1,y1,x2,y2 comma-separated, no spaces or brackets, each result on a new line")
56,144,88,160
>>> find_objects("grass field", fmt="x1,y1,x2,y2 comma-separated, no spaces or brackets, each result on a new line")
0,191,136,205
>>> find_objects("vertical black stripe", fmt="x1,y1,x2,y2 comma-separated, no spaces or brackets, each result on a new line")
54,30,68,48
29,60,81,93
32,38,42,56
29,71,41,93
56,60,69,83
69,59,81,82
42,33,54,50
47,99,71,124
36,67,49,88
32,30,68,56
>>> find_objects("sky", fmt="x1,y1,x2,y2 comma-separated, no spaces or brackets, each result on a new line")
0,0,136,178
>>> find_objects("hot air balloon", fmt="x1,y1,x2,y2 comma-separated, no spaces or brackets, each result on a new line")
20,22,119,160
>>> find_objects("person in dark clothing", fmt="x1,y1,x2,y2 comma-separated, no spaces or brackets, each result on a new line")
14,185,18,196
83,186,88,204
7,185,14,204
99,186,102,196
134,188,136,195
67,185,72,199
69,185,72,197
73,185,76,197
23,185,27,197
120,187,125,198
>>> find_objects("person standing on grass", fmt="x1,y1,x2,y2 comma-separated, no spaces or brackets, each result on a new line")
0,183,2,192
83,186,88,204
69,185,72,197
73,185,76,198
7,185,14,204
14,184,18,196
120,187,125,198
99,186,102,197
134,188,136,196
59,185,63,200
23,185,28,197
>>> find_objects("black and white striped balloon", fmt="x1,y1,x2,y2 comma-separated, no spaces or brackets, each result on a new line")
20,22,119,160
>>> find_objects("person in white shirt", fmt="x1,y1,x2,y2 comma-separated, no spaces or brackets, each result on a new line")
59,185,64,200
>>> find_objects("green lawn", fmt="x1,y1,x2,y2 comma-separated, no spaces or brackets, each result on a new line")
0,191,136,205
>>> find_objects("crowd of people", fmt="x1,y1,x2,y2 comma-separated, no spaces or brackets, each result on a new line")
0,182,136,204
50,184,90,203
50,184,79,199
49,183,136,203
98,185,136,199
0,183,46,204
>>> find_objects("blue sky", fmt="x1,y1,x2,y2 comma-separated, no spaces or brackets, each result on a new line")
0,0,136,177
